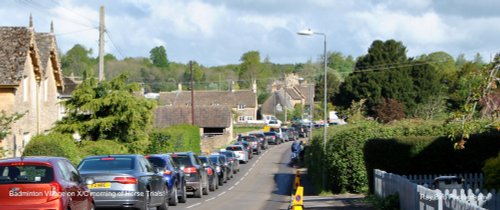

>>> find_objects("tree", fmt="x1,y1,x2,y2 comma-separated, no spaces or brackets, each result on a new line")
54,73,156,153
149,46,169,68
61,44,95,76
327,52,355,80
239,51,261,89
335,40,414,116
0,111,24,140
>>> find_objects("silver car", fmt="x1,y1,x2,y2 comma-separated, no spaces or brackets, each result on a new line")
78,154,168,210
225,145,249,164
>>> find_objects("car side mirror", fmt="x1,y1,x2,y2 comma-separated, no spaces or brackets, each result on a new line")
202,163,208,167
84,177,95,185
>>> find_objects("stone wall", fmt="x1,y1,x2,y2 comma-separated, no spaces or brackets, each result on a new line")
200,134,233,154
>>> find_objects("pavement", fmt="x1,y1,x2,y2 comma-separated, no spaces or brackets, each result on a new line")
295,164,374,210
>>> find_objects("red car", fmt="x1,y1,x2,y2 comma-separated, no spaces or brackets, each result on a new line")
0,156,95,210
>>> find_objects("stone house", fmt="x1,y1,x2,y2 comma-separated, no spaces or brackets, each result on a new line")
261,74,315,120
158,85,258,123
154,105,233,153
0,20,64,157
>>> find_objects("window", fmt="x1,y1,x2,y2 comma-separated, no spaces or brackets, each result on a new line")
238,116,245,122
23,77,28,102
246,116,253,121
237,104,245,110
64,160,81,182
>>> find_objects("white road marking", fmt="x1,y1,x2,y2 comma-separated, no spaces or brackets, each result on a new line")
205,197,215,202
235,181,240,185
217,191,226,197
186,202,201,208
228,186,234,190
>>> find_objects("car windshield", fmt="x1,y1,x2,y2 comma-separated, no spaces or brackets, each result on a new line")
226,146,243,151
171,155,192,167
264,132,276,136
222,152,235,158
209,156,219,164
79,157,134,171
146,157,166,168
0,165,54,184
199,156,208,163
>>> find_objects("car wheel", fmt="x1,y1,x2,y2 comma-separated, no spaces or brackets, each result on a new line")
202,182,209,195
178,184,187,203
141,189,151,210
157,189,168,210
168,185,178,206
215,178,219,189
219,177,224,185
194,184,202,198
209,179,215,191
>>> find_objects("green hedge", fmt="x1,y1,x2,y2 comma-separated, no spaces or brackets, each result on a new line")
23,133,81,164
483,152,500,189
364,130,500,192
305,120,496,194
81,140,129,156
147,124,201,154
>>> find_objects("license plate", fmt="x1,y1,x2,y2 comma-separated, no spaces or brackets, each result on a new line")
88,182,111,189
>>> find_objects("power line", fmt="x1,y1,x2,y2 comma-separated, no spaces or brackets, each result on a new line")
105,31,126,59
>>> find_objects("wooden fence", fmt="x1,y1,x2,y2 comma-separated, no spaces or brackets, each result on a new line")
374,169,500,210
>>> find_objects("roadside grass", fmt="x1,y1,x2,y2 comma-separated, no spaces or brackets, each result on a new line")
233,126,262,135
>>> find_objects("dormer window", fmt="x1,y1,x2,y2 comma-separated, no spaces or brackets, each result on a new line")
237,104,245,110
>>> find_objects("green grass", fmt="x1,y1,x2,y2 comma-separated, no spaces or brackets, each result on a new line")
233,127,263,135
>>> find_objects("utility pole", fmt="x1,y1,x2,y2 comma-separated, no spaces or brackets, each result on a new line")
284,74,288,123
98,5,105,81
190,61,195,125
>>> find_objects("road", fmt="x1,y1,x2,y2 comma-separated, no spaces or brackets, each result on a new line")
170,141,295,210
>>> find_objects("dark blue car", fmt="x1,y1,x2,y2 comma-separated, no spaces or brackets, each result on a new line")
146,154,187,206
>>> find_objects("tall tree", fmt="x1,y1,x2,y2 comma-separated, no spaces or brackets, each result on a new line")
61,44,95,76
54,74,156,153
336,40,414,115
149,46,169,68
239,51,261,89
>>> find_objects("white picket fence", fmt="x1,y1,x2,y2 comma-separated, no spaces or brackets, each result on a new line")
404,173,484,190
374,169,500,210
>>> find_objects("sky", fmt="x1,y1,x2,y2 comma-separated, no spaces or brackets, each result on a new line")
2,0,500,67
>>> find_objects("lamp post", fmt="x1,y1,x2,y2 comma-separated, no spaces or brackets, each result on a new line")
298,28,328,189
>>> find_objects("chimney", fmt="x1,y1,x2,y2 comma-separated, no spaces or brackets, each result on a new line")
178,83,182,91
50,20,54,34
29,13,33,28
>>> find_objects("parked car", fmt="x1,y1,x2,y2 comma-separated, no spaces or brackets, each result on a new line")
225,145,249,164
78,154,168,210
292,124,309,137
238,135,262,155
146,154,188,205
264,131,282,144
208,154,230,185
198,156,218,191
169,152,209,198
249,132,268,150
219,150,240,174
234,140,253,159
0,156,94,210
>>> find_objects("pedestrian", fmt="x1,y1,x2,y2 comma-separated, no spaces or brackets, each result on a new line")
289,140,301,167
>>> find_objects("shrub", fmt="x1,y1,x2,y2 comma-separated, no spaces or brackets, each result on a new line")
23,132,81,164
147,124,201,154
373,98,405,123
305,119,496,194
483,152,500,189
364,130,500,192
81,140,129,156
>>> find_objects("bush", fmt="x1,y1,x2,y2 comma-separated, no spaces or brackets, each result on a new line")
367,194,400,210
483,152,500,189
373,98,405,123
147,124,201,154
305,119,496,194
364,130,500,193
23,133,81,164
81,140,129,156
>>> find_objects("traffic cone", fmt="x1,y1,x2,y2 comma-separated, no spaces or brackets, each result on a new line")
291,186,304,210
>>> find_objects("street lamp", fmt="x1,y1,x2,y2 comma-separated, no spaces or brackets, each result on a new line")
297,28,328,189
